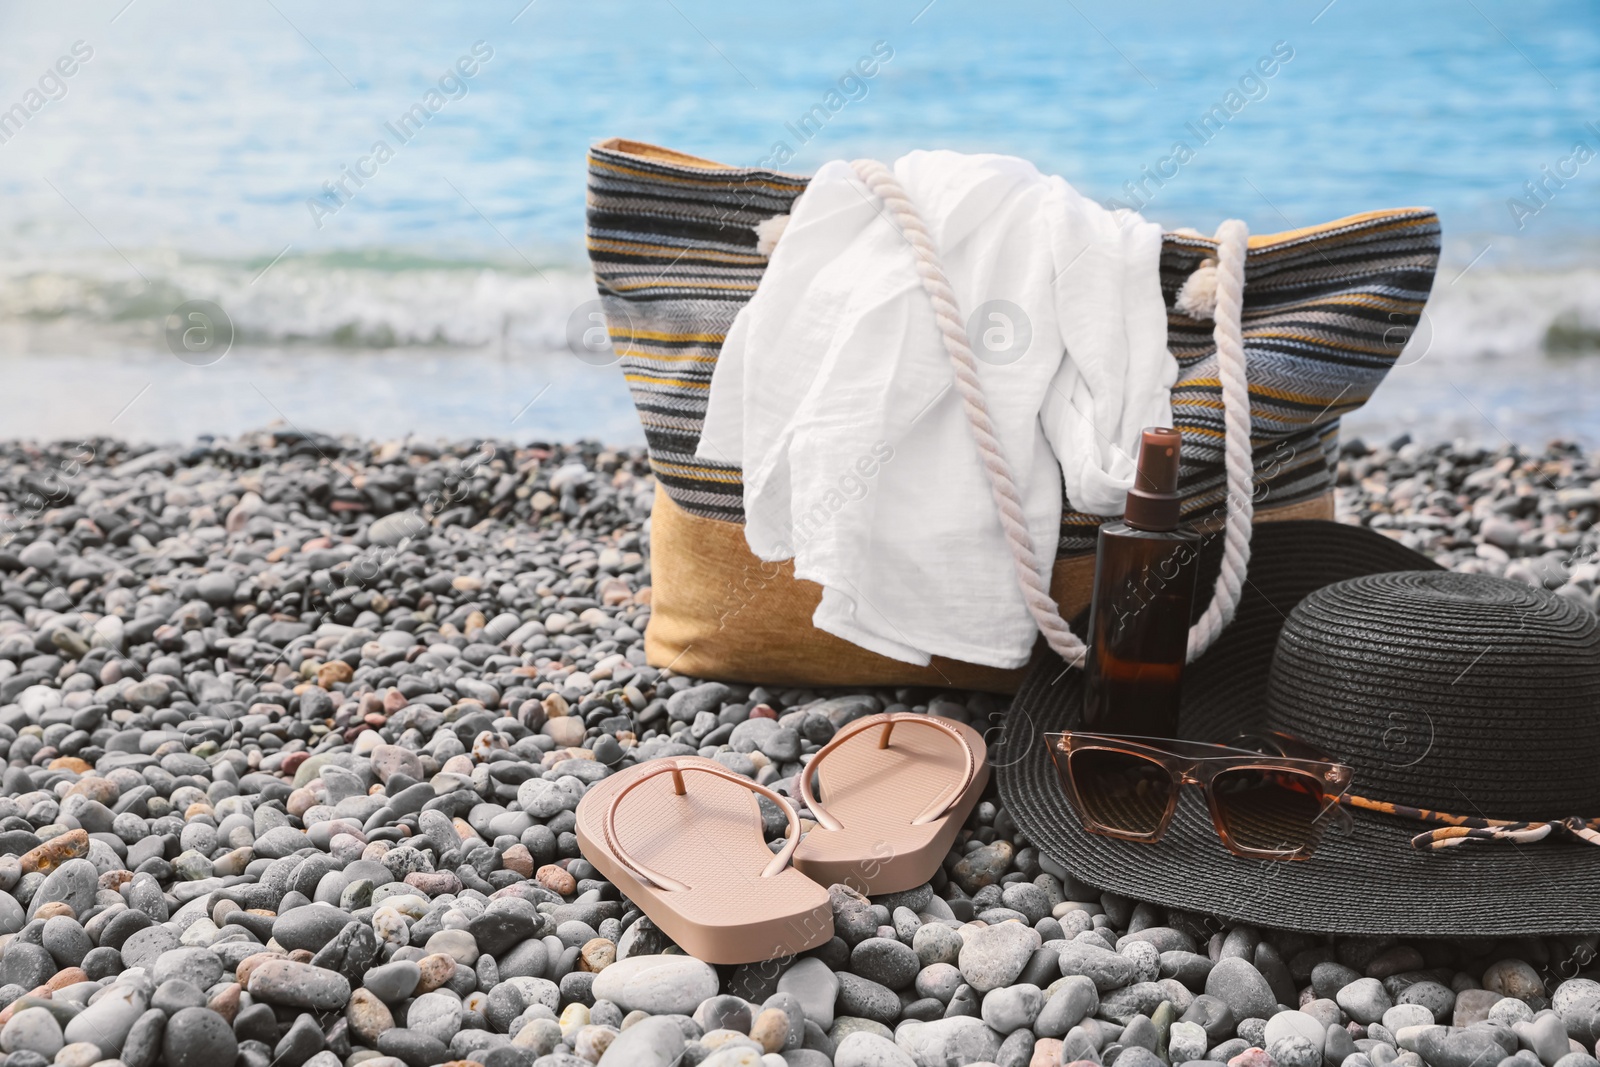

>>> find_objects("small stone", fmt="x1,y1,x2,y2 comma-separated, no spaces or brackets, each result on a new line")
162,1007,237,1067
416,953,458,993
247,958,352,1010
1123,1014,1159,1051
1000,883,1051,925
944,982,981,1020
425,928,479,964
53,1042,101,1067
778,957,839,1032
1229,1048,1278,1067
1168,1020,1209,1063
1,1007,64,1058
347,988,395,1045
913,925,963,968
1057,941,1138,993
364,960,422,1002
408,990,463,1044
1118,1047,1166,1067
1484,961,1545,1002
1120,940,1161,984
512,1018,563,1056
916,963,964,1005
833,1031,916,1067
1035,976,1098,1038
1396,981,1454,1024
272,902,351,952
838,973,900,1027
581,937,616,972
1420,1028,1510,1067
981,984,1044,1034
830,886,880,948
19,830,89,876
1099,982,1170,1023
895,1016,1003,1066
26,858,97,920
1313,963,1365,1002
1455,989,1504,1027
152,979,206,1014
1180,994,1235,1044
1553,980,1600,1045
595,1015,685,1067
1382,1005,1434,1034
1207,958,1279,1023
1338,979,1394,1025
537,864,577,896
1488,998,1536,1033
958,922,1041,994
1265,1011,1328,1049
1365,947,1424,979
1270,1035,1322,1067
377,1028,451,1066
1512,1012,1570,1065
852,938,920,991
273,1013,325,1067
693,996,753,1036
1161,951,1216,990
589,955,719,1016
63,981,147,1054
750,1009,791,1054
951,842,1014,894
0,942,55,989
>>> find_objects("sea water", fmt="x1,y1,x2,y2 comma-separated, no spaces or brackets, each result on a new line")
0,0,1596,445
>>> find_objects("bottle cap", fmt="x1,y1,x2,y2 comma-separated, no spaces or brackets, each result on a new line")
1124,426,1183,531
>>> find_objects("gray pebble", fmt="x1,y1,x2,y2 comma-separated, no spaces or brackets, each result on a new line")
1339,978,1395,1025
1059,940,1139,993
1207,958,1279,1024
912,924,963,968
981,983,1043,1033
836,973,899,1027
1271,1034,1323,1067
851,937,919,991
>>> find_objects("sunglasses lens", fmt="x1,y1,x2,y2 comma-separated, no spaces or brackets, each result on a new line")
1067,749,1173,836
1211,768,1329,855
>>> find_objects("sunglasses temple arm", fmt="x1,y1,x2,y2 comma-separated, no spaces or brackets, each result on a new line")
1318,792,1356,836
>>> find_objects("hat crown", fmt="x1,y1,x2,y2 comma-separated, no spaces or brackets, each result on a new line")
1264,570,1600,820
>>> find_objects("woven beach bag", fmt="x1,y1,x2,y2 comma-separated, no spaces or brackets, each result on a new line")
585,138,1441,691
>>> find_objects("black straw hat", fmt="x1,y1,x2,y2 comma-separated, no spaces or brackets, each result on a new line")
997,519,1600,936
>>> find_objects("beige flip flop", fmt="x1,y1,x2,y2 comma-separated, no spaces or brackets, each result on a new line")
575,756,833,964
792,712,989,895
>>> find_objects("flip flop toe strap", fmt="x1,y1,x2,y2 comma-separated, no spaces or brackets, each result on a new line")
601,759,804,892
801,713,978,832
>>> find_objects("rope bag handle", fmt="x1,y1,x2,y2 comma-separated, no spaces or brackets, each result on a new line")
847,159,1253,667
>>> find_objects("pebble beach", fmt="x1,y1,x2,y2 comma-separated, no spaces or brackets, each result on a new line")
0,430,1597,1067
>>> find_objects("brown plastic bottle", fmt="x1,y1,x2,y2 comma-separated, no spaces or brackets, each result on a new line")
1082,427,1202,736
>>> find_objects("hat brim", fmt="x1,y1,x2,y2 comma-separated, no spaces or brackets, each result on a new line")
998,520,1600,937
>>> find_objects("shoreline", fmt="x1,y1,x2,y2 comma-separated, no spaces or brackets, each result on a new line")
0,431,1596,1067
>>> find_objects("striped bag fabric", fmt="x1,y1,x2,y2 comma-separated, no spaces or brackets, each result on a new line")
586,138,1441,691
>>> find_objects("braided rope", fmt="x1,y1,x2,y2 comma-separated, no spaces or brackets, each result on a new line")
1185,219,1253,662
846,160,1252,669
850,159,1087,666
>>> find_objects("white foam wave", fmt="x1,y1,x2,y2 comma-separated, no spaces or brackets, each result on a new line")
0,250,597,352
1,250,1597,364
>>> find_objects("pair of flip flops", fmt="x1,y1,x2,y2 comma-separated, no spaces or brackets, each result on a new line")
574,712,990,964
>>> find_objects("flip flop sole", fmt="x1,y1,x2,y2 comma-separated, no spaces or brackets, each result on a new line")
792,714,990,896
576,756,833,964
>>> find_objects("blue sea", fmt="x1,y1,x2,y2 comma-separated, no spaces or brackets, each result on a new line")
1,0,1597,446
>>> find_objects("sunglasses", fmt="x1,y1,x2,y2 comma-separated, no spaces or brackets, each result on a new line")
1044,730,1354,859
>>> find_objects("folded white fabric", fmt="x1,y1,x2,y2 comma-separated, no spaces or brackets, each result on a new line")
697,151,1174,669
